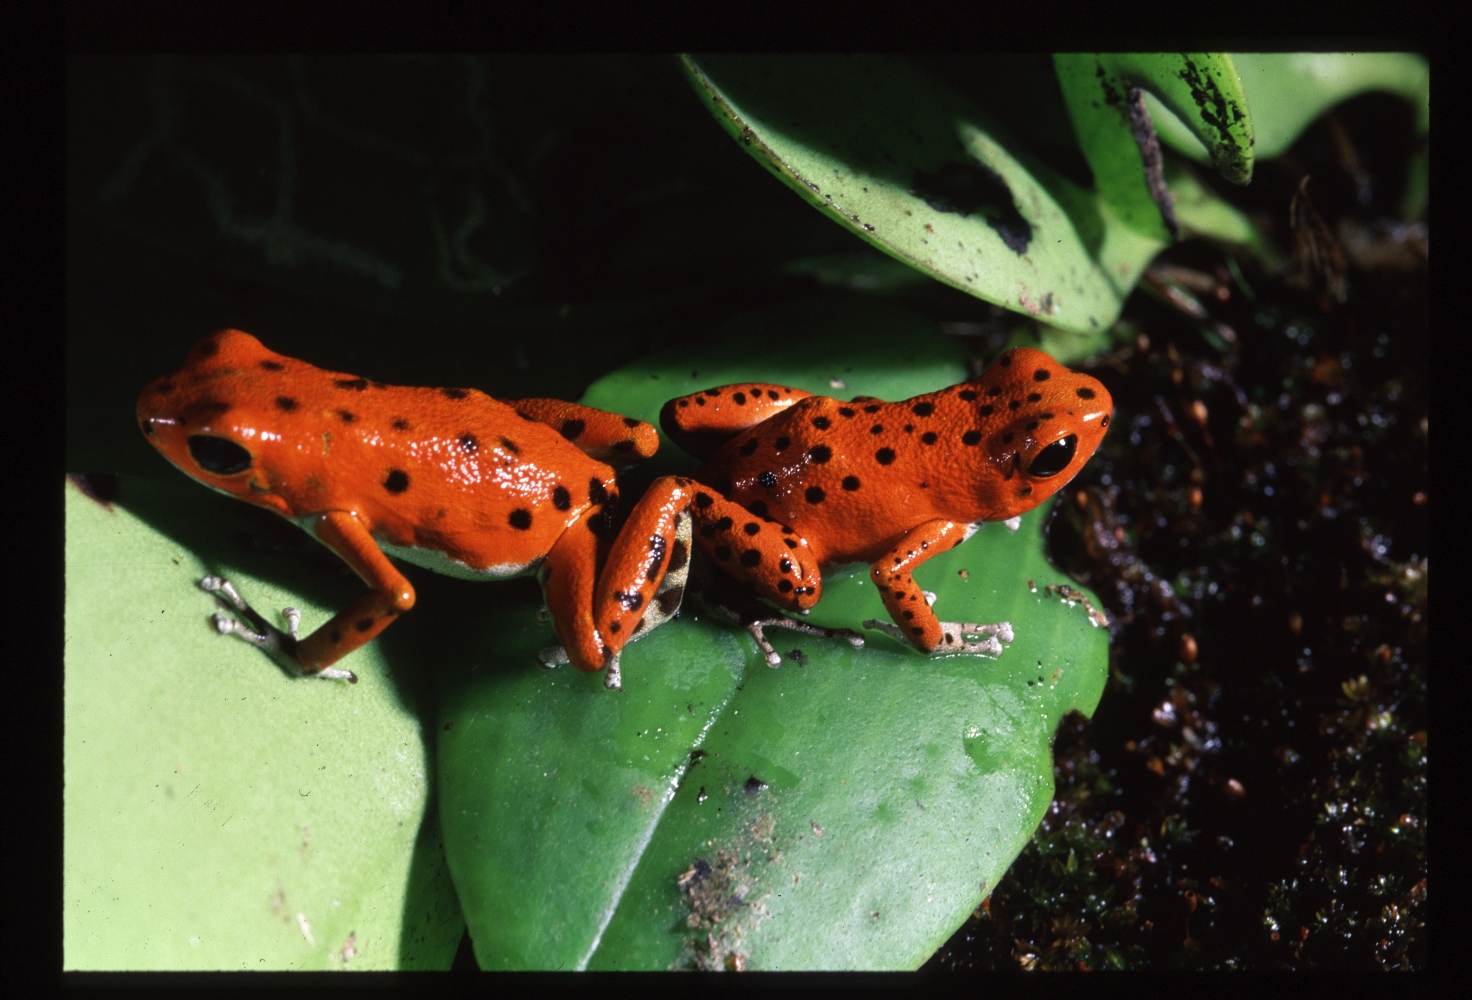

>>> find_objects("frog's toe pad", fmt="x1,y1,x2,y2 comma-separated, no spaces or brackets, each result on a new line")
212,612,263,642
538,646,569,669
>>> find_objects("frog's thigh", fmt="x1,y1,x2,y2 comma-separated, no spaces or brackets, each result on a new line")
663,383,813,434
593,476,697,657
659,384,815,457
512,398,659,463
540,506,609,672
868,519,972,653
690,490,821,612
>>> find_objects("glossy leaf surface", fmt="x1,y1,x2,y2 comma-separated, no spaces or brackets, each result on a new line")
64,477,463,970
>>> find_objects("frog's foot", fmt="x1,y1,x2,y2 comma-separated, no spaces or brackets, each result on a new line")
536,644,619,691
199,576,357,682
861,618,1014,658
744,616,865,668
535,606,552,625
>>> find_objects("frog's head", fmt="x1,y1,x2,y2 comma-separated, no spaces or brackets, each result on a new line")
137,329,317,519
966,347,1113,521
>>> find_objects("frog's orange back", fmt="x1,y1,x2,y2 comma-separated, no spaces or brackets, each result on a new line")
692,346,1112,565
137,329,616,574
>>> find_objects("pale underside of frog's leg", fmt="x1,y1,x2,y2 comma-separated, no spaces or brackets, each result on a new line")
199,576,358,682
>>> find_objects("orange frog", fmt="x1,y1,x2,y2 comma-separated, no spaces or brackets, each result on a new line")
138,329,693,690
586,347,1113,668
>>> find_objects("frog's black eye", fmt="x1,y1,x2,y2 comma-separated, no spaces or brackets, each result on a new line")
1027,435,1076,478
188,435,252,475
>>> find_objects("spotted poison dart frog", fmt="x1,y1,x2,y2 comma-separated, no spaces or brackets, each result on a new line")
138,329,693,690
580,347,1113,669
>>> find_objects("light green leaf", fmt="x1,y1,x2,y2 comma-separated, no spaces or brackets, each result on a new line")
64,477,463,970
1147,53,1428,166
1054,53,1254,244
681,54,1169,336
437,298,1111,968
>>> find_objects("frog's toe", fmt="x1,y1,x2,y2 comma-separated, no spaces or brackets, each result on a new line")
538,645,569,669
933,621,1014,657
211,612,261,642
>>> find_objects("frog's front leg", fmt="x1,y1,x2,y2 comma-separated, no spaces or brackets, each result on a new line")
864,519,1013,657
199,576,360,680
202,510,417,681
509,398,659,466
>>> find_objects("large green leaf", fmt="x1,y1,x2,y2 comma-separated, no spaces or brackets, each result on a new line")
64,477,463,970
683,53,1165,335
437,298,1111,968
681,54,1174,337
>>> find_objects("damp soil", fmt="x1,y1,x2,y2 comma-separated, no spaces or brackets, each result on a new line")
924,98,1427,971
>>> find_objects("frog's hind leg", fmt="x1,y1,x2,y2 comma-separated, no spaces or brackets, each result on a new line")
543,495,694,682
537,502,613,677
590,476,700,673
687,488,823,613
659,383,813,458
509,398,659,466
864,518,1014,657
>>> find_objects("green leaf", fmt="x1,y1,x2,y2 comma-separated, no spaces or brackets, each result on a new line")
1054,54,1254,244
437,298,1111,968
1150,53,1429,221
1147,53,1428,166
680,54,1170,337
64,477,463,970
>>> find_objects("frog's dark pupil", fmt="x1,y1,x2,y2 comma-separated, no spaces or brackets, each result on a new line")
1027,435,1077,477
188,435,252,475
